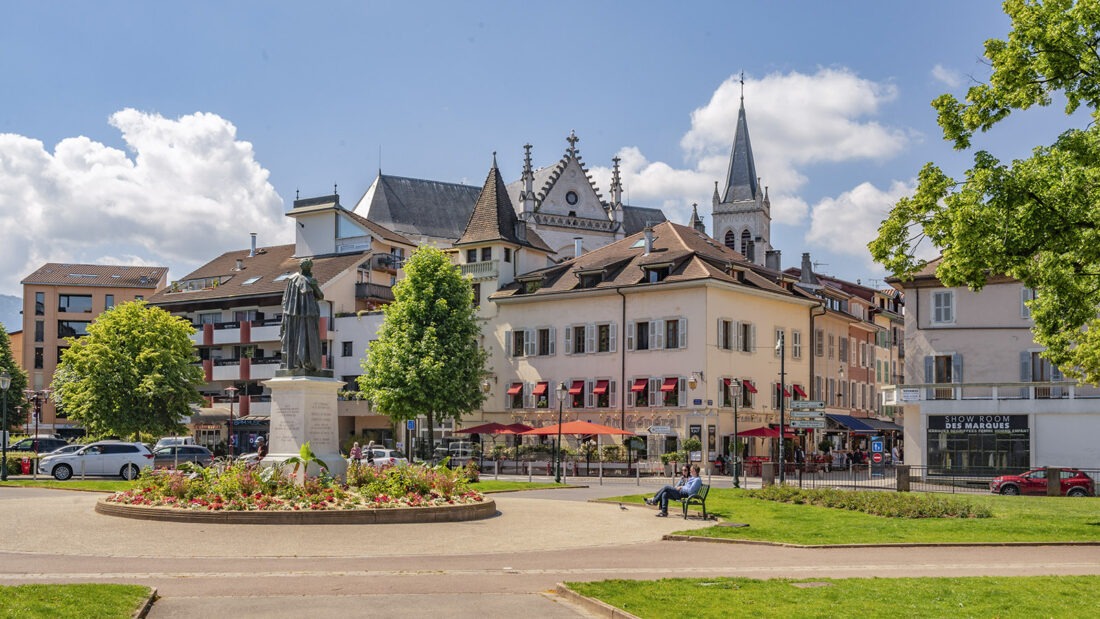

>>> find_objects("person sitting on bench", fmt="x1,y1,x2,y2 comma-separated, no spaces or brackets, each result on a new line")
646,464,702,517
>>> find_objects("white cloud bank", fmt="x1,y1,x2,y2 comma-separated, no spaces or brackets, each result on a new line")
932,63,964,88
0,109,288,295
591,68,910,237
806,180,916,259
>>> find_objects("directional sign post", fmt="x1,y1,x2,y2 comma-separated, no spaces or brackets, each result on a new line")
647,425,672,435
790,400,824,410
788,411,825,418
789,419,825,429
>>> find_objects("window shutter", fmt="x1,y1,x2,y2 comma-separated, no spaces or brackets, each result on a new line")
505,330,512,357
564,325,573,355
750,324,757,352
649,378,659,408
525,329,536,356
609,380,618,407
626,321,635,351
678,377,687,406
1051,363,1063,381
1020,351,1031,382
678,318,687,348
627,383,635,407
609,323,617,352
523,382,532,409
717,318,724,348
585,379,594,408
651,320,663,349
924,355,934,399
549,327,556,355
734,321,743,351
585,324,596,353
952,353,963,383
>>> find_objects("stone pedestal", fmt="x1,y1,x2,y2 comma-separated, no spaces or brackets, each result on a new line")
263,375,346,479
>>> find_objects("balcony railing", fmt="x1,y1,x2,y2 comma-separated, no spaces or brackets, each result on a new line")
355,283,395,303
881,381,1100,402
459,259,499,280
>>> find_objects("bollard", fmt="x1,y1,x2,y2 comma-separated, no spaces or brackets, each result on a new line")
896,464,910,492
761,462,776,487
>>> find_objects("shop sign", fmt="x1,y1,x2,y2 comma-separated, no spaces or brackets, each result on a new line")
928,414,1028,433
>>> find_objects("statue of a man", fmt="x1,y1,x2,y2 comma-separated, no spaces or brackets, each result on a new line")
280,258,325,372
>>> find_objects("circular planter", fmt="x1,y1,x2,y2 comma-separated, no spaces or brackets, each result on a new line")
95,497,496,525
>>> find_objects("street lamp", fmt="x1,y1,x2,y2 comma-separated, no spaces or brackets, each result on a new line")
728,377,742,488
225,386,238,458
555,381,566,483
776,332,786,484
24,389,50,478
1,370,10,481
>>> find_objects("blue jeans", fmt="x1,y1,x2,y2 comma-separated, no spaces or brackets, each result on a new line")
652,485,687,512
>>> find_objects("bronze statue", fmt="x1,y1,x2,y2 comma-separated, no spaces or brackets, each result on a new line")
280,258,325,374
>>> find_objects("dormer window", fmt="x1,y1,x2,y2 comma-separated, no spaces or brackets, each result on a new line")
466,249,477,263
579,273,602,289
642,264,672,283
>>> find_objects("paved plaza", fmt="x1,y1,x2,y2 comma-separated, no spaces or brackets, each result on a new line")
1,478,1098,617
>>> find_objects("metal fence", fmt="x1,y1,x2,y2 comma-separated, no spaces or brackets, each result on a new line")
774,464,1100,496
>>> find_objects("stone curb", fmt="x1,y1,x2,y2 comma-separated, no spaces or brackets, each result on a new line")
133,586,157,618
662,534,1100,548
95,497,496,525
553,583,640,619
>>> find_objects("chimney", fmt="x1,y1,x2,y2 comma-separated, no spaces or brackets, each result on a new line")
250,233,257,257
765,249,781,271
643,226,654,256
574,237,583,259
799,252,821,289
235,259,244,271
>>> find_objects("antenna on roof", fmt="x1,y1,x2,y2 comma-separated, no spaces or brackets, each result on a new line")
812,261,829,272
740,70,745,102
334,183,338,197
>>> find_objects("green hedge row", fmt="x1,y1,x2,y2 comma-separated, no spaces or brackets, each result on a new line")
2,451,40,476
747,484,992,518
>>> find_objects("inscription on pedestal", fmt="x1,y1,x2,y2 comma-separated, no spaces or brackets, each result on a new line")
269,405,303,452
307,401,337,451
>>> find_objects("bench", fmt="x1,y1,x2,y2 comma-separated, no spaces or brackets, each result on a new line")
680,483,710,520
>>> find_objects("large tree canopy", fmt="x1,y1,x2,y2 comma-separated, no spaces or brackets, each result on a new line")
0,324,29,432
53,301,204,437
870,0,1100,382
358,246,488,449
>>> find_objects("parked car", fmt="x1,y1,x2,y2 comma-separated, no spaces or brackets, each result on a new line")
990,468,1095,497
9,437,69,453
38,441,154,481
152,445,214,469
362,448,408,468
154,436,195,450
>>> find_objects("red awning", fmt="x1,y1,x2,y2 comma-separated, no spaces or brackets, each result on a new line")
723,377,732,387
568,380,585,395
793,384,808,398
781,386,791,398
532,381,548,396
631,378,648,392
743,380,758,394
660,377,679,392
506,383,523,395
593,379,609,394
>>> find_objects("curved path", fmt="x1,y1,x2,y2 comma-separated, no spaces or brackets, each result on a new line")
1,480,1098,618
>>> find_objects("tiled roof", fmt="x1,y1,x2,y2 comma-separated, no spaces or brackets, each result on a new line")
491,220,798,300
341,207,415,248
355,174,482,242
22,263,168,288
456,163,551,252
146,244,370,306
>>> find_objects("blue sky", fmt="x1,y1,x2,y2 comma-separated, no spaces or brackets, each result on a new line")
0,1,1078,303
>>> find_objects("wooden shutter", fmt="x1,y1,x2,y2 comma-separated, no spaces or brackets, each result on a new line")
586,379,594,408
505,330,512,357
678,318,687,348
609,323,617,352
564,325,573,355
585,324,596,354
651,320,663,350
952,353,963,383
648,378,659,408
678,377,687,406
525,329,536,356
549,327,556,356
609,380,618,407
626,321,635,351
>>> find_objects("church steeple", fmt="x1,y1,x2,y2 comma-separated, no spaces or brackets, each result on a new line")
689,203,705,234
723,97,759,204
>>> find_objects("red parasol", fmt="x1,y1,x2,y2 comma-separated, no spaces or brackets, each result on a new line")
520,420,634,436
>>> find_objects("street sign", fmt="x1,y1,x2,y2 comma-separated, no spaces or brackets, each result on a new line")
647,425,672,435
871,452,884,464
406,420,416,430
789,419,825,429
790,400,824,410
901,388,921,402
788,411,825,418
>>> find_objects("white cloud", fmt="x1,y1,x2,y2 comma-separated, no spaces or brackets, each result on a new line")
931,63,964,88
590,68,909,228
0,109,289,295
805,180,916,269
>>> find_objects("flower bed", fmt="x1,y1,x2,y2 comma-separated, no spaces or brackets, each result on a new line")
747,485,992,518
106,460,485,512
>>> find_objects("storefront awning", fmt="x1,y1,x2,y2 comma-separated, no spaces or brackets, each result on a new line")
826,414,877,433
793,384,808,398
507,383,524,395
593,379,609,395
660,377,679,392
568,380,585,395
743,380,758,394
631,378,648,392
532,381,549,396
862,418,903,432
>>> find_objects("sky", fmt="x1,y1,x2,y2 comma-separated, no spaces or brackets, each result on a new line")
0,1,1081,302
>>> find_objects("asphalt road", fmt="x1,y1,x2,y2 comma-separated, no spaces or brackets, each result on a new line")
1,480,1098,618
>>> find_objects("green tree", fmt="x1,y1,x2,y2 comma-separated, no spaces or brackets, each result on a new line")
870,0,1100,381
358,246,488,456
0,324,29,432
53,301,204,438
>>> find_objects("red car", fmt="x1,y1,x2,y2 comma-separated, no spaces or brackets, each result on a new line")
989,468,1094,497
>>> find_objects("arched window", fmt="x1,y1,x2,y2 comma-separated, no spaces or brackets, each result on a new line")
740,230,752,256
723,230,736,249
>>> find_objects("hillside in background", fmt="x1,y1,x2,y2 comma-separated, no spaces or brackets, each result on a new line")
0,294,21,334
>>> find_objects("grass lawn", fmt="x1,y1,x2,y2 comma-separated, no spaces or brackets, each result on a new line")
609,488,1100,544
0,584,152,618
473,480,567,493
568,576,1100,619
0,479,136,492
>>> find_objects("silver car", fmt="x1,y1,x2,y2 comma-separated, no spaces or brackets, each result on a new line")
152,445,213,469
39,441,154,481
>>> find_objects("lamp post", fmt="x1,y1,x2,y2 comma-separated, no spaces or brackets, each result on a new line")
1,370,10,481
24,389,49,479
777,332,786,484
555,382,566,483
729,378,742,488
225,386,238,458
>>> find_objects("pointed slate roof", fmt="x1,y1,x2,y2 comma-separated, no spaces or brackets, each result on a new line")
723,100,759,203
354,174,482,242
456,160,551,252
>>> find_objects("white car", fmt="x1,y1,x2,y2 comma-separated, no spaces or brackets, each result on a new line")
154,436,195,450
356,448,408,468
42,444,85,457
38,441,154,481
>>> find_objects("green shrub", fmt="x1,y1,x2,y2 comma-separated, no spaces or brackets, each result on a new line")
747,485,992,518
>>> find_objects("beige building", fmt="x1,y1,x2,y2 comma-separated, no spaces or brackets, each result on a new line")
20,263,168,435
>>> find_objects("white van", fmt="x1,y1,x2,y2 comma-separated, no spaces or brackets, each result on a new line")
154,436,195,450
